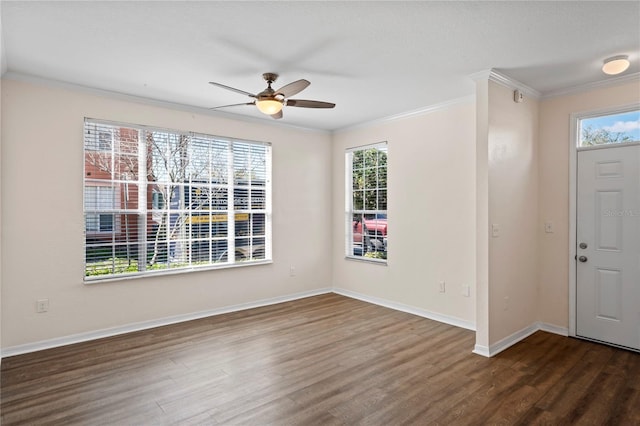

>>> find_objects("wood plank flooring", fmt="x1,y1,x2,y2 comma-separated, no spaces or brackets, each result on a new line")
2,293,639,425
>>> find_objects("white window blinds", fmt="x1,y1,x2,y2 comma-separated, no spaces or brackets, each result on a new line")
83,119,272,281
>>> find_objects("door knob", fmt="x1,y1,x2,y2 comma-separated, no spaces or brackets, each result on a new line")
579,242,588,249
578,255,588,262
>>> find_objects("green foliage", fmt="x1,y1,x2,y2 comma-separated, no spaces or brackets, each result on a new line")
85,257,212,276
352,147,388,211
85,258,140,276
581,125,631,146
364,251,387,260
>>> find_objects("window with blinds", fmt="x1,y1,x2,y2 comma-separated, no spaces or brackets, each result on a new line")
345,142,388,262
83,119,272,281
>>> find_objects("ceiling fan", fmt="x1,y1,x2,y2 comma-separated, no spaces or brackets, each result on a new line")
208,73,335,119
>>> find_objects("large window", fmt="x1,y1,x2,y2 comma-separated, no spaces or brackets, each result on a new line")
345,142,388,262
83,119,271,281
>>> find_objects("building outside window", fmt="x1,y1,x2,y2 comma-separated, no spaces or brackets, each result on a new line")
345,142,387,262
83,119,272,281
84,186,117,233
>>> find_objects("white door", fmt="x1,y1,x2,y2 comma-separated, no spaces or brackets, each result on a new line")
576,144,640,351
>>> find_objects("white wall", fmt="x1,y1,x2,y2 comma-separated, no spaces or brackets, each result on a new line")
332,100,477,327
474,79,490,350
538,80,640,328
1,79,332,349
486,81,539,344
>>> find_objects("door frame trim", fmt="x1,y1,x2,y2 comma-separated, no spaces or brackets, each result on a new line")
568,103,640,338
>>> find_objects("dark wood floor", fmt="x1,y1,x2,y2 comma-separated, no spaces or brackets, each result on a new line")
1,293,639,425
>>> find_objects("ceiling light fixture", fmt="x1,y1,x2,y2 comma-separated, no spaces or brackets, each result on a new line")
256,99,283,115
602,55,630,75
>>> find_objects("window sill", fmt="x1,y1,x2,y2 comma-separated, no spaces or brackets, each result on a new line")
344,255,388,266
84,259,273,284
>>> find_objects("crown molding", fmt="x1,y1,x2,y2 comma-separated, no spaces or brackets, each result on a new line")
541,72,640,99
1,71,331,135
333,94,475,134
469,69,542,100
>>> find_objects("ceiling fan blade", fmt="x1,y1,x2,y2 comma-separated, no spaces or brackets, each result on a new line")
275,79,310,98
209,81,256,98
286,99,335,109
209,102,255,110
271,110,283,120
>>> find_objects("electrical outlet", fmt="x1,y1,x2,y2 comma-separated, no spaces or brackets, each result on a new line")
439,281,446,293
462,285,470,297
289,265,296,277
503,296,509,311
544,221,554,233
36,299,49,313
491,224,500,238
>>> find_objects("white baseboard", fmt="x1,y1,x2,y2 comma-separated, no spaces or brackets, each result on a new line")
474,321,570,358
472,344,490,357
1,288,332,358
538,322,569,337
333,287,476,331
2,287,569,359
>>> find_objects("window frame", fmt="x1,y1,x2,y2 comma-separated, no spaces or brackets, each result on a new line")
83,118,272,283
345,142,388,264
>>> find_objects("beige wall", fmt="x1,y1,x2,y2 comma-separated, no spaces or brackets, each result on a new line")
538,80,640,328
2,72,637,356
332,101,477,326
486,81,539,344
1,79,332,348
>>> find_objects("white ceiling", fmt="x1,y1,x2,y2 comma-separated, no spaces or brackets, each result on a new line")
2,1,639,131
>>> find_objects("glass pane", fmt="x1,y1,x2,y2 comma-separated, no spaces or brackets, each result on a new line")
351,213,365,257
252,213,266,236
234,143,250,185
235,238,250,261
353,191,364,211
250,145,268,186
212,240,228,263
189,185,210,211
148,132,190,184
378,167,387,189
364,190,377,210
378,190,387,210
365,168,377,189
234,187,249,210
579,110,640,147
235,215,250,237
191,240,211,263
211,216,228,237
352,150,364,170
252,237,266,260
211,187,228,210
353,172,363,190
251,189,266,209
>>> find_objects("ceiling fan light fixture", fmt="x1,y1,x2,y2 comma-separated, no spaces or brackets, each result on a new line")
256,99,283,115
602,55,630,75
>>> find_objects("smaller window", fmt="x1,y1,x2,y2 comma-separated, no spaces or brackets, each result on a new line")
345,142,388,262
579,109,640,147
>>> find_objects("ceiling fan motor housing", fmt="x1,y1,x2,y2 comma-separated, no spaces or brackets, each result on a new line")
262,72,278,84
